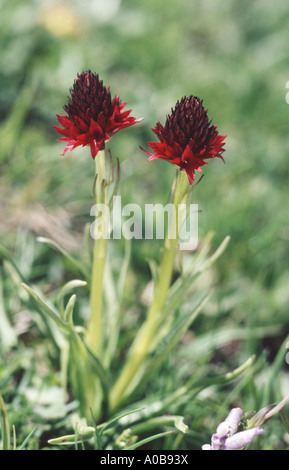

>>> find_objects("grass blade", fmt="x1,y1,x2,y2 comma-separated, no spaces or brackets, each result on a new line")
0,394,11,450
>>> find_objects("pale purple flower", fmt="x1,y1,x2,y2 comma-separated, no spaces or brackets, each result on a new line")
202,408,264,450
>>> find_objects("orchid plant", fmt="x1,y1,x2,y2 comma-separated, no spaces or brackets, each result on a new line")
53,70,227,419
1,70,288,449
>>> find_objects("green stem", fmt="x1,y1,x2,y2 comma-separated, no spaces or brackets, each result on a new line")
86,150,108,356
109,170,189,412
147,170,188,322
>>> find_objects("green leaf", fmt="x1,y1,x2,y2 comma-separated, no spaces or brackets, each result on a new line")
189,355,256,390
169,235,230,306
130,415,188,435
198,235,231,274
0,244,25,282
0,274,17,352
174,416,189,434
149,235,230,331
48,427,96,446
146,258,159,287
0,394,11,450
84,343,111,400
64,294,77,324
127,430,175,450
117,238,131,299
21,283,70,334
56,279,87,317
135,292,211,394
48,408,145,447
261,333,289,407
98,407,145,439
103,238,131,368
36,237,90,280
17,427,37,450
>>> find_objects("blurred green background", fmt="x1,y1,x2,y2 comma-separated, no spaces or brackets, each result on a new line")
1,0,289,449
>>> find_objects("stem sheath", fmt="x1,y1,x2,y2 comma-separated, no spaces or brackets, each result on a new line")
86,150,108,356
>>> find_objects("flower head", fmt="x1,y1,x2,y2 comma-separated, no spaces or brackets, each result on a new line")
202,408,264,450
55,70,142,158
141,95,226,184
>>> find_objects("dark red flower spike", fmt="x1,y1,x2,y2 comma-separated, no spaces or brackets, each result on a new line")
55,71,142,158
141,95,226,184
